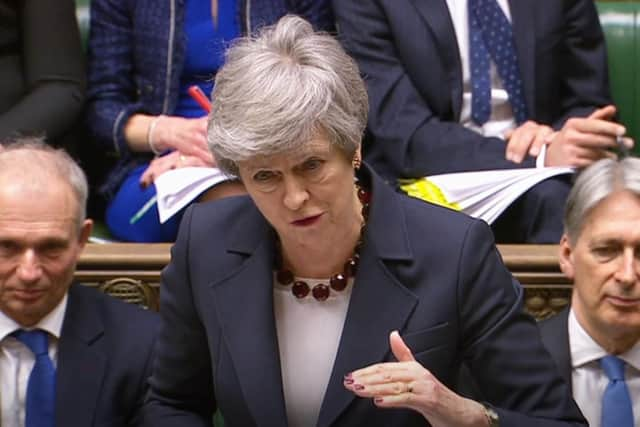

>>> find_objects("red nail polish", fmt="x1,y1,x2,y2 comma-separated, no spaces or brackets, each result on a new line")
344,378,354,385
355,384,364,391
374,397,384,404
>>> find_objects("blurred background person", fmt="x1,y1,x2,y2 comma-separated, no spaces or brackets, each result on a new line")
145,16,585,427
541,157,640,427
86,0,334,242
0,0,85,149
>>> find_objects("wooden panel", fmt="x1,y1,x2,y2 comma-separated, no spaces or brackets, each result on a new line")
75,243,572,319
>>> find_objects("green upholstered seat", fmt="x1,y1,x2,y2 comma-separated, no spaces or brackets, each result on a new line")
75,0,90,49
597,1,640,154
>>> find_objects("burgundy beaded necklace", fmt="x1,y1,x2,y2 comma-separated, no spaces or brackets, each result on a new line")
275,184,370,302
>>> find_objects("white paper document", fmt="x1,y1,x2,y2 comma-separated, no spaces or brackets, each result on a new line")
154,167,233,223
400,167,574,224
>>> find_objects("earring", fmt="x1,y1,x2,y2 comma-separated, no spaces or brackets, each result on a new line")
353,155,362,170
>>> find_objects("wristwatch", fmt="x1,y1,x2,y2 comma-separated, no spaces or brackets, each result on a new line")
481,402,500,427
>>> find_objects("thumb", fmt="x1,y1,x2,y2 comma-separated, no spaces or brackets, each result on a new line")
390,330,415,362
587,104,616,120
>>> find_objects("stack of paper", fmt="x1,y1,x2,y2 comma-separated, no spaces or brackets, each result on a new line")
154,166,574,226
154,167,233,223
400,167,574,224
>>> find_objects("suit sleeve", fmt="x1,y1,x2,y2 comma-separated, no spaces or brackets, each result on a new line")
144,206,216,427
0,0,85,141
332,0,533,179
85,0,146,155
291,0,335,32
456,220,586,426
551,0,612,127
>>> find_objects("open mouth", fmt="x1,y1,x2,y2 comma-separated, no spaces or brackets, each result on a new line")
292,214,323,227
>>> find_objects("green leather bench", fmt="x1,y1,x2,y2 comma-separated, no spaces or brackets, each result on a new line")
597,1,640,153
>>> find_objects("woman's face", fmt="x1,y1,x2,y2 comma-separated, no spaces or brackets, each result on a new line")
237,135,360,251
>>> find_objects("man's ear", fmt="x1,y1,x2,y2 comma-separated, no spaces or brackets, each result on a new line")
78,219,93,249
558,233,575,280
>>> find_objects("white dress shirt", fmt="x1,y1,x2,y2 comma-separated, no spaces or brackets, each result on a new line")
568,308,640,427
273,275,353,427
445,0,516,139
0,295,67,427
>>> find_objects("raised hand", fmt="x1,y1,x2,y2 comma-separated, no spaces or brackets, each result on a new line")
343,331,489,427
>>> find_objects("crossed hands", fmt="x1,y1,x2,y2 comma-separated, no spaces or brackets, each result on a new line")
504,105,633,167
343,331,490,427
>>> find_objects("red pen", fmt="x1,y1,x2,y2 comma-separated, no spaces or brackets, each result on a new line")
188,85,212,113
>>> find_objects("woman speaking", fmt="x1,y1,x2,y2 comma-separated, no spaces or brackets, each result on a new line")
145,15,586,427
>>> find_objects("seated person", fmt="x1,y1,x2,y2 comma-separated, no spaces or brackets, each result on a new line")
145,16,586,426
332,0,630,243
86,0,334,242
541,157,640,426
0,138,159,426
0,0,85,147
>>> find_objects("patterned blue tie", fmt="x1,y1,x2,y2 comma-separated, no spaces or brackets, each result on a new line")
468,0,528,125
600,355,634,427
13,329,56,427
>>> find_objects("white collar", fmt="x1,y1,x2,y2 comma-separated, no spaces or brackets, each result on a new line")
569,307,640,372
0,293,68,341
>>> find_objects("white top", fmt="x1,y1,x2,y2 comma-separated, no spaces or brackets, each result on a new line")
273,275,353,427
568,308,640,427
0,294,67,427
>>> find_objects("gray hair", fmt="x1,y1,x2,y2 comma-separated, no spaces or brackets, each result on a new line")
564,157,640,242
207,15,369,176
0,137,88,229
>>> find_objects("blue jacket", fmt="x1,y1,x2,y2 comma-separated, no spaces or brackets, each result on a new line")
86,0,334,198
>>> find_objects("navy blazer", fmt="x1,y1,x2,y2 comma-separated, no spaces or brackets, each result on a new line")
146,166,585,426
55,284,159,426
539,307,573,394
333,0,612,181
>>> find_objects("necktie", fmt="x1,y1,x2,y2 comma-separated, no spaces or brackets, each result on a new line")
13,329,56,427
468,0,528,125
600,355,634,427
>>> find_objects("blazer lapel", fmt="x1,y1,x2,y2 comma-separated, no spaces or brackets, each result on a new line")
317,168,419,427
540,307,572,393
409,0,463,118
55,285,107,427
210,218,288,427
509,0,537,117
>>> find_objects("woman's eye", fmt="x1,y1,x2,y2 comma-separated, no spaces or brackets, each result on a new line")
303,158,323,171
253,170,275,182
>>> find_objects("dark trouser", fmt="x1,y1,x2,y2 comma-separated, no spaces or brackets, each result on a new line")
491,175,572,244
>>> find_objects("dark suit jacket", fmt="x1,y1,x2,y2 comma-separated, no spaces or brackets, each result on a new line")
55,284,159,426
145,165,585,426
539,307,573,394
333,0,612,181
